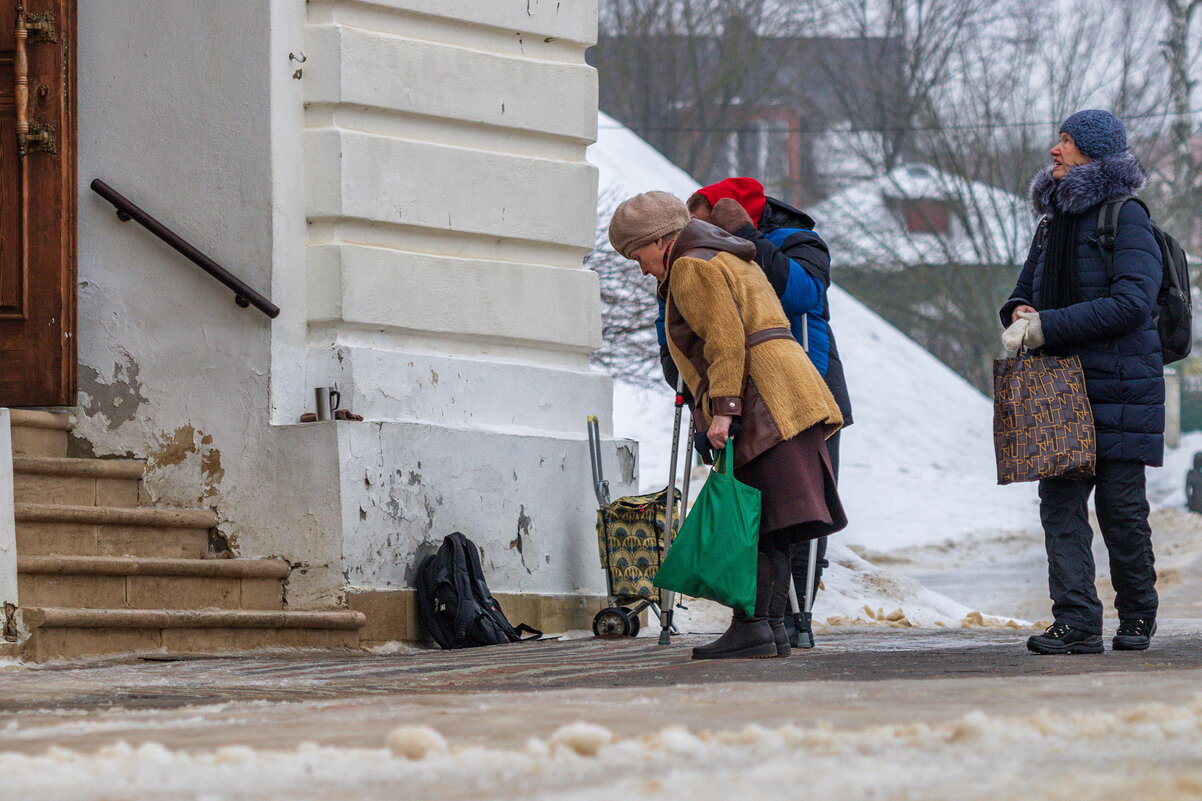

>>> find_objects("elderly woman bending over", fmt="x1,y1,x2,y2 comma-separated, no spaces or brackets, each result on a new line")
608,191,847,660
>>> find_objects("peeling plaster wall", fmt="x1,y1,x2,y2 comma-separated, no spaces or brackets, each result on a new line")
73,1,347,607
71,0,633,609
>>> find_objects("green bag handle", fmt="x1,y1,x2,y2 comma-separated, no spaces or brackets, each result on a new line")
713,438,734,474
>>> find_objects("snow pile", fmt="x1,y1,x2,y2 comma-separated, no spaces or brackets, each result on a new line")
387,726,448,760
5,700,1202,800
589,111,699,201
673,541,1025,633
1148,430,1202,508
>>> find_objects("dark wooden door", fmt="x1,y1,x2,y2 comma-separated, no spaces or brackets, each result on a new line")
0,0,75,406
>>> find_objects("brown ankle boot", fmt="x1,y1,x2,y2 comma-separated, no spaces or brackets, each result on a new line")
691,550,777,660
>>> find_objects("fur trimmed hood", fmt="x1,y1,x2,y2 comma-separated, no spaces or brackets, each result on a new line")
1029,151,1147,218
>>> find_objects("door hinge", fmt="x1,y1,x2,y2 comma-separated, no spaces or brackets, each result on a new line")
26,122,56,153
24,11,56,42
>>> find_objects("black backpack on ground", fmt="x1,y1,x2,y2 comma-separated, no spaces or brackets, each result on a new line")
415,532,542,649
1093,195,1193,364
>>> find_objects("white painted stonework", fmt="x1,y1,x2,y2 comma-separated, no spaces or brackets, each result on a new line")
69,0,634,618
0,409,16,636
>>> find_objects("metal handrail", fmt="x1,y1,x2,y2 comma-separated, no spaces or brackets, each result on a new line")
89,179,280,319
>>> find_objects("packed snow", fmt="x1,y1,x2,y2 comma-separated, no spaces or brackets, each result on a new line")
5,699,1202,801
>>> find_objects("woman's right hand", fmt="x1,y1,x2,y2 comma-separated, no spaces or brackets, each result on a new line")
1012,304,1036,324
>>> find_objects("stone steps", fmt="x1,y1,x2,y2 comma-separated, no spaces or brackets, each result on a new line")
13,456,144,507
20,607,367,661
17,555,288,611
7,410,368,661
9,409,72,458
15,503,215,558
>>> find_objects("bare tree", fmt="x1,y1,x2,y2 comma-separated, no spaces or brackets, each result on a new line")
816,0,1170,393
1160,0,1202,251
587,189,662,387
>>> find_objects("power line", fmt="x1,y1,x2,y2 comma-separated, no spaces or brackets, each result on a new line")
597,107,1202,135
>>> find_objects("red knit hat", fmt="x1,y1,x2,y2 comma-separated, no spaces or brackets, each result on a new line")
692,177,767,226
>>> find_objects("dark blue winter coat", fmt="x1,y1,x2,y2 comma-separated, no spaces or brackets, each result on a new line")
657,197,854,425
1001,152,1164,466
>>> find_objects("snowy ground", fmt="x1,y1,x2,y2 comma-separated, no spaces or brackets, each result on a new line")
6,698,1202,801
4,634,1202,801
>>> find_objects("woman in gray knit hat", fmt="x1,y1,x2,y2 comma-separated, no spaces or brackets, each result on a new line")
1000,110,1164,655
609,191,847,660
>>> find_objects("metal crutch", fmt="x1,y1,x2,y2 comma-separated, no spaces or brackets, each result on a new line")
793,313,819,649
657,377,688,645
659,403,695,644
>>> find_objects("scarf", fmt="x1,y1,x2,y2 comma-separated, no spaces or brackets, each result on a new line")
1038,196,1081,311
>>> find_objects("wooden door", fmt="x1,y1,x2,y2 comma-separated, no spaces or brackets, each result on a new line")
0,0,74,406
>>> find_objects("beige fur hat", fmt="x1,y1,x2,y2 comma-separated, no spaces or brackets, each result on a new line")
607,191,689,258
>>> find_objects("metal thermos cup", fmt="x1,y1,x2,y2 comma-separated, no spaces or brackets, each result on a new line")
315,387,341,421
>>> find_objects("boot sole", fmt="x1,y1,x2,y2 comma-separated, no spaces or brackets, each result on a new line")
691,643,778,660
1026,640,1104,655
1112,638,1152,651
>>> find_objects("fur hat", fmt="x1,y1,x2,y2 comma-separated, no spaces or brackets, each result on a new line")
608,191,689,258
1059,109,1127,160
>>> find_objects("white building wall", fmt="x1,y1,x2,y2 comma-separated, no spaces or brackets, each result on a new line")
300,0,628,597
67,0,632,620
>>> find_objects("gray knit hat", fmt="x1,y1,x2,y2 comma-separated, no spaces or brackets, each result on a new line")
608,191,689,258
1059,109,1127,159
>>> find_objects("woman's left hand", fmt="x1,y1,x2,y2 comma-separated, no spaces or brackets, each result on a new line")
708,414,734,450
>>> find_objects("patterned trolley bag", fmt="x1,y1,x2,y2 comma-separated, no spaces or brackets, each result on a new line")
595,487,680,603
993,352,1097,485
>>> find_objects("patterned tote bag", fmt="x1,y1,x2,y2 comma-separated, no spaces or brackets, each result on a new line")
993,353,1096,485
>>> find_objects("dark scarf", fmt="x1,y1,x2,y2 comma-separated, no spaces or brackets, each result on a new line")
1028,151,1148,311
1038,204,1081,311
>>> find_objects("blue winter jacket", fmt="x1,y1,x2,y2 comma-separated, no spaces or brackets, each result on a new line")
657,197,854,425
1001,152,1164,466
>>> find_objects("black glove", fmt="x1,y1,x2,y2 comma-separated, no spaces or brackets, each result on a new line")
693,418,741,464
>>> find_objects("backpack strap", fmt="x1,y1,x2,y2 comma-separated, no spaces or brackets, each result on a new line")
1093,194,1149,282
512,623,544,642
445,533,479,641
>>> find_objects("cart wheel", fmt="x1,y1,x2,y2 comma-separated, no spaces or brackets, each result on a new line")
626,610,641,638
593,607,636,638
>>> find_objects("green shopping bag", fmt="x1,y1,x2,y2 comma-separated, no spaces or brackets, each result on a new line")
653,440,762,616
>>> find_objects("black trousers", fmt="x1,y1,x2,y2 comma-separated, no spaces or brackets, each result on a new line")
1038,459,1158,634
789,431,838,608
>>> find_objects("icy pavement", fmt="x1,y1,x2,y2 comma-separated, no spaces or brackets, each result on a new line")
3,630,1202,799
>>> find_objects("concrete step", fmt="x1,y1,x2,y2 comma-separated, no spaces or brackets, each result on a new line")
17,555,288,611
13,456,144,507
21,607,367,661
9,409,73,457
15,503,216,559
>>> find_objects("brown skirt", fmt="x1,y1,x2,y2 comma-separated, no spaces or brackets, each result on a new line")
733,424,847,547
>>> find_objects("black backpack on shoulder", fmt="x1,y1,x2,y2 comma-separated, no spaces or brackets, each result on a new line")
415,532,542,649
1093,195,1193,364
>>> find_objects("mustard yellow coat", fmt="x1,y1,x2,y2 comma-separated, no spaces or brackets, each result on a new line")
662,220,843,466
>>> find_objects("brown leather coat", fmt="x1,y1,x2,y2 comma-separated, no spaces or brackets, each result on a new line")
661,220,843,467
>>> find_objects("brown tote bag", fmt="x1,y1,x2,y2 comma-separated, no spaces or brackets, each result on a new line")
993,352,1096,485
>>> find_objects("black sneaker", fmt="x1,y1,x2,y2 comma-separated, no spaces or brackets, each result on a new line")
1113,619,1156,651
1027,621,1104,655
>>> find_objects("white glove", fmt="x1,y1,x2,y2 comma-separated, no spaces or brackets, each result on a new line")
1002,317,1030,351
1017,311,1044,349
